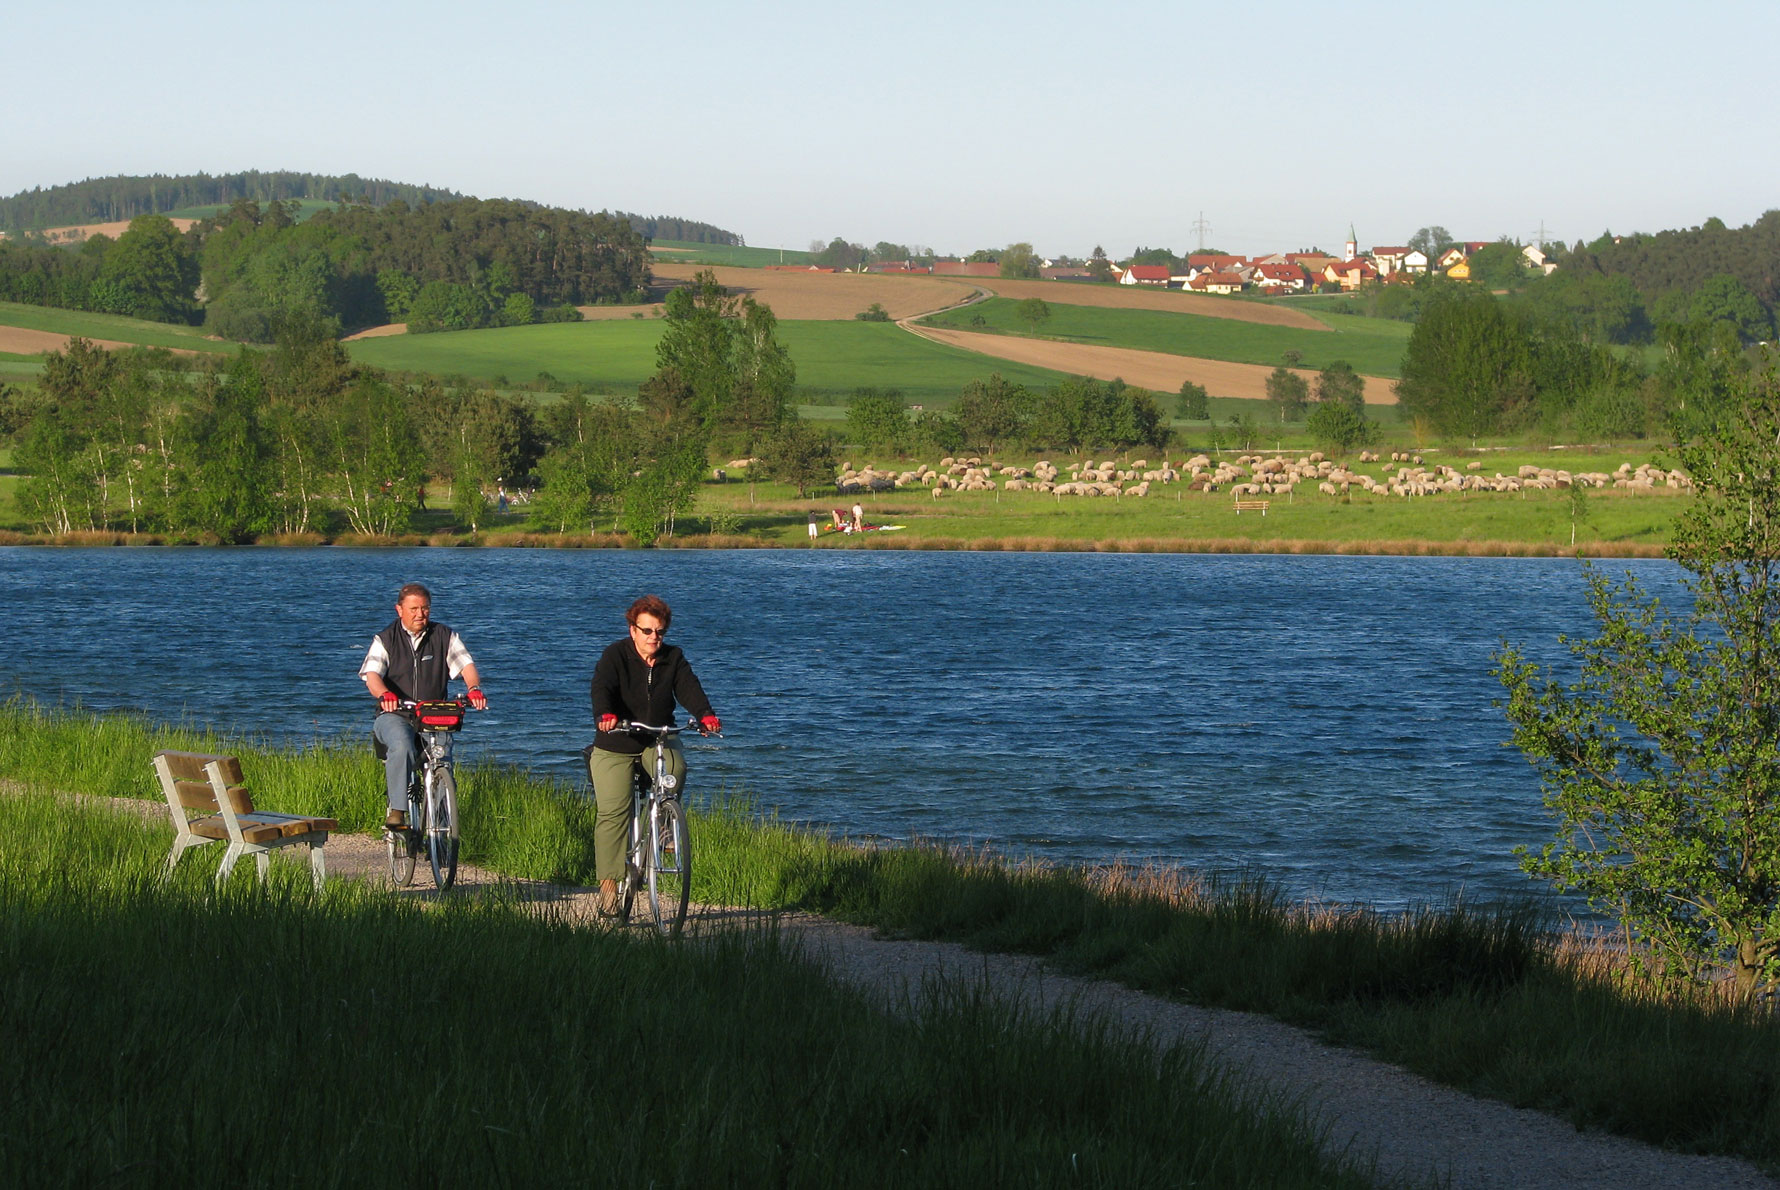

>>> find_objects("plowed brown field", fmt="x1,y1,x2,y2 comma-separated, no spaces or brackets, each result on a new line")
643,262,979,320
906,325,1397,405
17,217,199,245
974,278,1329,330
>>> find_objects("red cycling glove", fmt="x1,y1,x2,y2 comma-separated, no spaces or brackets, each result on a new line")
700,715,721,734
467,687,487,710
378,691,399,713
598,714,618,733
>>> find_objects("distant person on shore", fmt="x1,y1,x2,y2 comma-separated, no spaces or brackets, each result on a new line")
586,595,720,917
359,583,487,828
808,512,819,542
497,486,509,515
852,502,864,531
831,508,846,532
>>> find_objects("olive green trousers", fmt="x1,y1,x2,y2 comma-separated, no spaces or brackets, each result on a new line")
587,742,685,883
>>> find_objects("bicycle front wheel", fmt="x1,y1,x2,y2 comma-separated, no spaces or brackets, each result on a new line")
388,787,418,887
646,796,691,937
427,769,459,891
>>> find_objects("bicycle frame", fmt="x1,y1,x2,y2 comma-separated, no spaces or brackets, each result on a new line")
384,698,470,890
612,720,710,937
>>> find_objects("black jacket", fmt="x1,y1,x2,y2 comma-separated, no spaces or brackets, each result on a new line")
589,638,714,756
376,620,454,702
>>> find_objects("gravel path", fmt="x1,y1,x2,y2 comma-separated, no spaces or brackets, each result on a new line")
308,833,1777,1190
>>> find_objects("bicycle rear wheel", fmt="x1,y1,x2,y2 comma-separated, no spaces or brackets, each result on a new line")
646,796,691,937
427,769,459,890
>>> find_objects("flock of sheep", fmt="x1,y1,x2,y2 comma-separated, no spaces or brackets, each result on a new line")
828,451,1692,502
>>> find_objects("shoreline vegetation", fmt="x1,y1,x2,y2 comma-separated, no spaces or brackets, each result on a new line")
4,700,1780,1171
0,527,1673,558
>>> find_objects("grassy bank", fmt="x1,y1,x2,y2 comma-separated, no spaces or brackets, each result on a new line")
1,789,1363,1188
4,702,1780,1167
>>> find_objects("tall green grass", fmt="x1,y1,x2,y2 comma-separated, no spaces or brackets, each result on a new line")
9,701,1780,1165
0,788,1370,1188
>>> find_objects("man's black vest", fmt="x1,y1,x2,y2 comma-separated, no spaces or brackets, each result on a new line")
376,620,454,702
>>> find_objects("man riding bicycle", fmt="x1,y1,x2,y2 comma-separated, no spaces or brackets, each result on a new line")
360,582,488,828
588,594,718,916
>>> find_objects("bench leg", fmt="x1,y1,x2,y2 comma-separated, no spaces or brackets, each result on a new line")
310,838,327,890
216,843,243,886
166,835,207,877
255,852,270,884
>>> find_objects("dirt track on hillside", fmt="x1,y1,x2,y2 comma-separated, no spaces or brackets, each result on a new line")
975,278,1330,329
906,324,1397,404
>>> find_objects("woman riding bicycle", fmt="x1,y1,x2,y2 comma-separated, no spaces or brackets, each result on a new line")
588,594,719,916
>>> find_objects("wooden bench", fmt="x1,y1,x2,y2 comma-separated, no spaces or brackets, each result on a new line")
152,751,335,889
1232,500,1270,515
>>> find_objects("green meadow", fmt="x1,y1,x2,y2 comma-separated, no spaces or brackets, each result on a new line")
346,320,1075,407
705,464,1682,555
920,298,1412,378
0,300,236,354
650,239,815,268
159,198,337,223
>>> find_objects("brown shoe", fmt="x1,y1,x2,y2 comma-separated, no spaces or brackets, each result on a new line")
385,809,408,829
596,880,621,918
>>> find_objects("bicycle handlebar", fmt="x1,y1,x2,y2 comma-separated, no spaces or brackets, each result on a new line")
388,697,490,710
612,718,721,738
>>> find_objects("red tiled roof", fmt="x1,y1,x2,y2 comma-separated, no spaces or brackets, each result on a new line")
1122,265,1172,281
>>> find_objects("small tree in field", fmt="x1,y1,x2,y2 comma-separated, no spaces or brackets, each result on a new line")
1498,367,1780,995
1015,297,1051,335
1176,380,1209,421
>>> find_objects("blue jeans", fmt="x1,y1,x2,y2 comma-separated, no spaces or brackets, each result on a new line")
374,712,452,812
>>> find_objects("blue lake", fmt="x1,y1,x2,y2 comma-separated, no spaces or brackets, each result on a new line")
0,546,1679,912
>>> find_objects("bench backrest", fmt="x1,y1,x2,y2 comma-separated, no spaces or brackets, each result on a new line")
153,751,253,816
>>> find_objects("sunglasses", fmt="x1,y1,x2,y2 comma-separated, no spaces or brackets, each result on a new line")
632,625,666,637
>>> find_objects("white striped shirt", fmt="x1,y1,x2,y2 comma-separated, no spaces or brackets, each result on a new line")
360,629,475,681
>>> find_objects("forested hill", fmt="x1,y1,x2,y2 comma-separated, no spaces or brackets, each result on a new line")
0,172,464,234
1559,210,1780,318
615,213,741,245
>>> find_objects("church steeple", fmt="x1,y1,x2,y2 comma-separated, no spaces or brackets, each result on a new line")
1344,224,1357,263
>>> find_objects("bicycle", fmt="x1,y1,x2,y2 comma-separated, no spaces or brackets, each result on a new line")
379,697,477,890
610,720,716,937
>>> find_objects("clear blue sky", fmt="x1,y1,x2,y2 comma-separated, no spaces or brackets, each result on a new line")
7,0,1775,258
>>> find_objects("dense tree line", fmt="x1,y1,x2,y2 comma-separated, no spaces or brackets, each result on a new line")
1556,212,1780,329
0,171,463,235
839,374,1171,458
0,197,651,341
615,213,741,245
1395,286,1747,441
2,330,736,544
